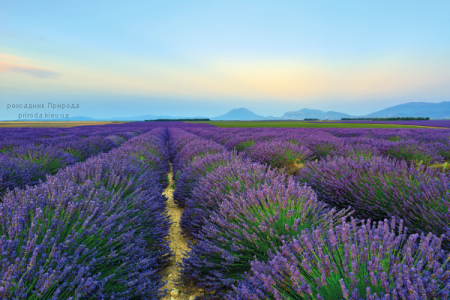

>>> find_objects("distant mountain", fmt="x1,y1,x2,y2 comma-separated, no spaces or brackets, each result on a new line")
365,101,450,118
11,101,450,122
212,108,279,120
282,109,353,120
281,101,450,120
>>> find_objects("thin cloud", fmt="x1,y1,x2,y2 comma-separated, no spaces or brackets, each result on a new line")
0,62,59,78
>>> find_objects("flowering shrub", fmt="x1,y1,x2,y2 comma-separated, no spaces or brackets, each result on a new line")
297,155,450,244
172,139,226,175
224,137,256,151
106,134,128,146
244,140,313,175
58,136,117,160
380,139,444,165
330,143,381,160
434,142,450,161
302,136,345,159
181,177,350,296
0,155,44,196
8,145,77,175
167,128,202,160
0,129,171,299
0,124,162,196
227,219,450,300
174,151,242,208
180,160,284,238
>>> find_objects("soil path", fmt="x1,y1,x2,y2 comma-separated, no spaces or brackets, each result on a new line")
160,166,205,300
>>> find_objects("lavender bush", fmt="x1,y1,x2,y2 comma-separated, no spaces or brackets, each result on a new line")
434,142,450,161
244,140,313,175
174,151,242,208
167,128,202,160
224,137,256,151
330,143,381,160
0,155,44,196
298,136,345,160
181,177,350,296
8,145,77,175
57,136,117,161
172,139,226,176
180,160,285,238
0,124,162,196
0,129,171,299
297,155,450,244
227,218,450,300
380,140,444,165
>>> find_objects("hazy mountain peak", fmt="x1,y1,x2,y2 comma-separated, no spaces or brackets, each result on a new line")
211,107,269,120
24,101,449,122
281,109,351,120
298,108,326,114
365,101,450,118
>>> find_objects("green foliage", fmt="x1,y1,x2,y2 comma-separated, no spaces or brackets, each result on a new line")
431,162,450,174
234,140,255,151
185,121,425,128
387,136,401,142
29,156,65,175
63,147,84,161
147,118,210,121
342,117,430,120
268,149,309,169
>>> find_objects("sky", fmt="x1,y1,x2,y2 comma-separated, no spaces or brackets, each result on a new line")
1,0,450,119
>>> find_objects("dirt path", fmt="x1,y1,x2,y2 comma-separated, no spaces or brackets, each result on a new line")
160,166,205,300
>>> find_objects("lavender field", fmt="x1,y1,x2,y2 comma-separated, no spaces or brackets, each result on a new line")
1,122,449,299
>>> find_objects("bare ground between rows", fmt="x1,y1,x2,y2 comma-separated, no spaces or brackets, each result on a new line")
160,166,207,300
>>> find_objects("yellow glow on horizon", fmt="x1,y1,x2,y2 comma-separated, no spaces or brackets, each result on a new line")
1,51,449,101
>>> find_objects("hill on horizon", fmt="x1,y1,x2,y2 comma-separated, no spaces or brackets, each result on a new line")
9,101,450,121
212,101,450,120
281,109,353,120
365,101,450,118
211,108,279,120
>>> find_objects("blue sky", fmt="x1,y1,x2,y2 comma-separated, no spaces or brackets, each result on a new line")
1,0,450,119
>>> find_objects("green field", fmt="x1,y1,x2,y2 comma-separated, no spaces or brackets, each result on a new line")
185,120,430,129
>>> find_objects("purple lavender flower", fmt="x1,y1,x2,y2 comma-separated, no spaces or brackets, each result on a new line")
244,140,313,175
174,151,243,208
181,159,285,238
297,155,450,245
378,139,444,165
172,139,226,175
0,128,172,299
181,175,350,296
8,145,78,175
228,218,450,299
0,155,44,196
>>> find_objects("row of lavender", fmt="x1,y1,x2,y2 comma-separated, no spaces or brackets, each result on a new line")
186,127,450,167
0,122,156,149
168,127,450,299
185,126,450,245
0,127,172,299
0,123,164,197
